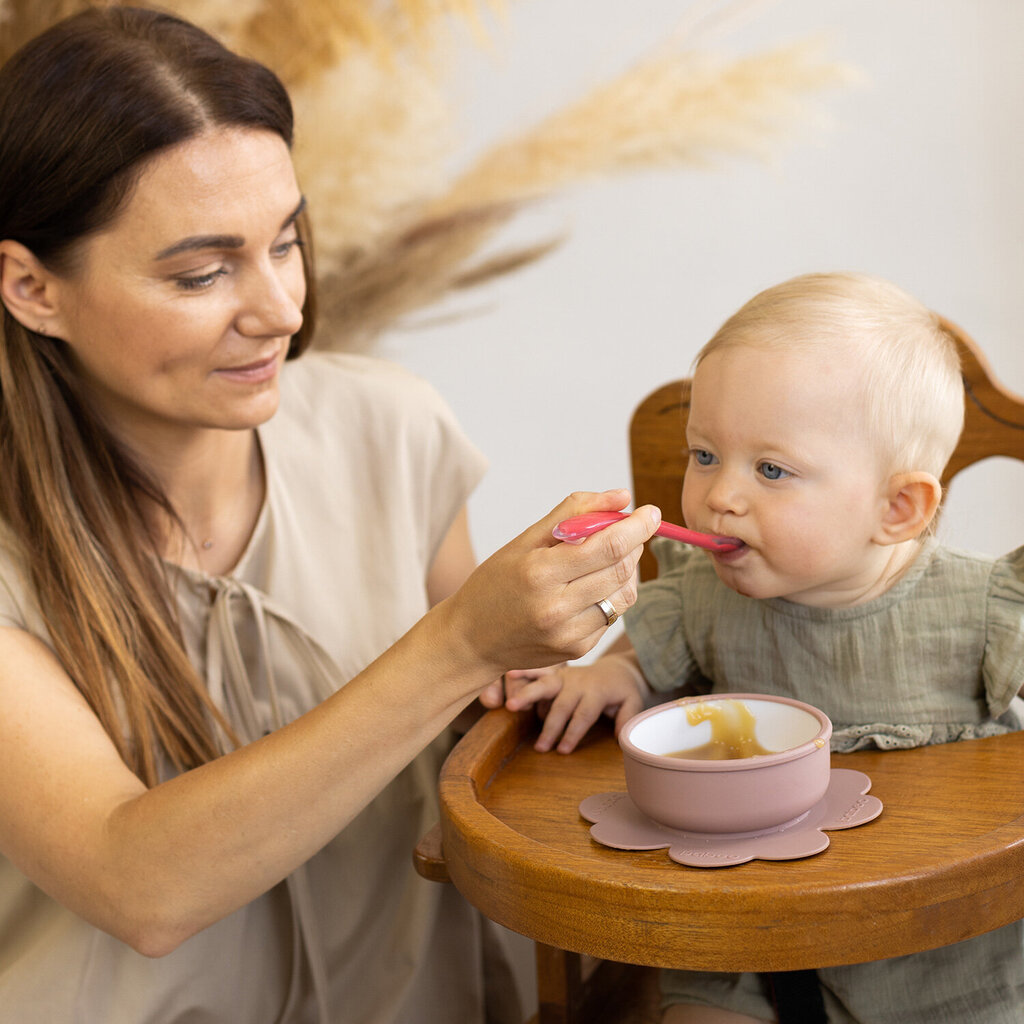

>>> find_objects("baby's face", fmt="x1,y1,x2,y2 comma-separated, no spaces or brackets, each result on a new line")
683,344,895,607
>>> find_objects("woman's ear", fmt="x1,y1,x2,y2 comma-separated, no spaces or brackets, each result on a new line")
875,471,942,545
0,240,64,337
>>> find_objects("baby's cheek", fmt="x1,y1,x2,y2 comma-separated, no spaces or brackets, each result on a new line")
680,483,702,524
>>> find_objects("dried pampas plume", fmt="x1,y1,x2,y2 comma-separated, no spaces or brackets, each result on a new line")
291,51,454,259
1,1,854,350
313,33,855,349
436,41,847,214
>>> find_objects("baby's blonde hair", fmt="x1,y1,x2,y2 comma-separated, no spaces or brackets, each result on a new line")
695,272,965,478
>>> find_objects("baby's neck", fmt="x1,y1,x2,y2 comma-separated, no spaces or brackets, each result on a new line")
826,539,926,608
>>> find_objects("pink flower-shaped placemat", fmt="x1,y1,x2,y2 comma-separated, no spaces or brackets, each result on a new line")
579,768,882,868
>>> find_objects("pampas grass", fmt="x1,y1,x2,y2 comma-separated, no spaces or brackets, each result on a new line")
1,1,853,351
291,50,454,258
434,40,848,214
179,0,503,83
312,34,854,350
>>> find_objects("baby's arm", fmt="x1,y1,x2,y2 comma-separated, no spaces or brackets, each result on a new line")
504,635,652,753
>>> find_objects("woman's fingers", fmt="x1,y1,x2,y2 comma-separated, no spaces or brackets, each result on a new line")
532,489,633,549
555,502,660,641
443,492,660,676
477,677,506,709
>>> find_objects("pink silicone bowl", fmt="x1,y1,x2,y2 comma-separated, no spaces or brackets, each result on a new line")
619,693,832,834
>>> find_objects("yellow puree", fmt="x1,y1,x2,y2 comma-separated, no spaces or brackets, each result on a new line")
668,699,772,760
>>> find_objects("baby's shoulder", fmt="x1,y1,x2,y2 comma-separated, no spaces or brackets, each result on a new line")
924,541,1024,591
985,544,1024,606
919,543,1024,643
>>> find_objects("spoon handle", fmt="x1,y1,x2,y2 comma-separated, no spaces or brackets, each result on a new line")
552,511,742,552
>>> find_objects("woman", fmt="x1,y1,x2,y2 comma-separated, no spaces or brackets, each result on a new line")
0,7,658,1022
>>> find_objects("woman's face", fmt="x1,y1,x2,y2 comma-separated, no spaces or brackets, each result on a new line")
49,128,307,451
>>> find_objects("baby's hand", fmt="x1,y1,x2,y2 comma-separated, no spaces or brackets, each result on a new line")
506,657,649,754
478,666,570,711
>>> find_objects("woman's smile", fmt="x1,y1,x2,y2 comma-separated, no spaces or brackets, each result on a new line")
213,350,285,385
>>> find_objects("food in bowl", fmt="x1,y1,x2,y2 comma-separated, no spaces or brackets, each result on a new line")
619,694,832,833
667,698,773,759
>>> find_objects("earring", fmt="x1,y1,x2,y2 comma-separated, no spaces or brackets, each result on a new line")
36,324,47,336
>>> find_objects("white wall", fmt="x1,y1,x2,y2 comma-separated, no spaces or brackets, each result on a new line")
384,0,1024,573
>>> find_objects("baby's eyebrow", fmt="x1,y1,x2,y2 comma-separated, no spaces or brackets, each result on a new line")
154,196,306,261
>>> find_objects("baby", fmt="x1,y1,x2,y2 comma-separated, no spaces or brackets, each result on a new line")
505,272,1024,1024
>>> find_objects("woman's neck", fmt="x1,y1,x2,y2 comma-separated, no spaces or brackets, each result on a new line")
140,427,265,575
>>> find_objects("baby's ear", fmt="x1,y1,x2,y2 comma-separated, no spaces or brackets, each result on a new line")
875,472,942,545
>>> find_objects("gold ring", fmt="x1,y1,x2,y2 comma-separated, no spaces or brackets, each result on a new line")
597,598,619,627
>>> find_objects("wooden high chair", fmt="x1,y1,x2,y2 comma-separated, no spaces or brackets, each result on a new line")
415,318,1024,1024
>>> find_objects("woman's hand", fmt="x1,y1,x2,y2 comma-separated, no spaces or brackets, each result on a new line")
438,490,660,679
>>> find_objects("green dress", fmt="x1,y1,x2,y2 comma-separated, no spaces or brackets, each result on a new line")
625,538,1024,1023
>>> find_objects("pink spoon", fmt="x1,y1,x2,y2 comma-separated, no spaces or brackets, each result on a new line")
553,511,743,553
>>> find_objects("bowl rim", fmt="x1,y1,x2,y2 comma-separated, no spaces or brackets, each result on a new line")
619,692,832,773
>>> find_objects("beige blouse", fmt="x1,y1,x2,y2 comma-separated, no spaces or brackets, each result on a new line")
0,352,495,1023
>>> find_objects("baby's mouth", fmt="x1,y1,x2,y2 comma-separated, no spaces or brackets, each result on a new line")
712,538,748,561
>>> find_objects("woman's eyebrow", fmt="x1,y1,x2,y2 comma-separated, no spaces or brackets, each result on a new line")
282,195,307,230
154,196,307,261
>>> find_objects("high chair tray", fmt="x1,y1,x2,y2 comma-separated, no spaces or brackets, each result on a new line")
416,708,1024,971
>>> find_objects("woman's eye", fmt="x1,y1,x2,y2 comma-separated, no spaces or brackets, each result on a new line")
759,462,789,481
272,236,304,260
690,448,716,466
175,267,228,292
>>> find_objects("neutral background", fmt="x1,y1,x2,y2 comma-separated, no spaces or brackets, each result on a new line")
383,0,1024,584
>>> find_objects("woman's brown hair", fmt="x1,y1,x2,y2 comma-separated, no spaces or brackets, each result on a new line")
0,5,318,785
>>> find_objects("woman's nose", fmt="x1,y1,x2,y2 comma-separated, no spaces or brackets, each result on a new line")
235,263,305,339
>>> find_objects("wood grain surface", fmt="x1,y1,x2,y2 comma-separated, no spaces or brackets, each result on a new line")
429,708,1024,972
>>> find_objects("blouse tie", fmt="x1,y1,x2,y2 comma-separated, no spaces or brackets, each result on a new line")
201,574,342,1023
204,575,339,744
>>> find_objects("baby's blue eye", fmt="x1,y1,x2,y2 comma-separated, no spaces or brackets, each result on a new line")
759,462,788,481
691,449,715,466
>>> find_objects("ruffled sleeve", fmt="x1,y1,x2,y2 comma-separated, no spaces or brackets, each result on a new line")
983,545,1024,719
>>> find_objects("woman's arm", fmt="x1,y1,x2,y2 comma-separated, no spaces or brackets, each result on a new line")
426,505,477,607
426,504,504,728
0,490,659,958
